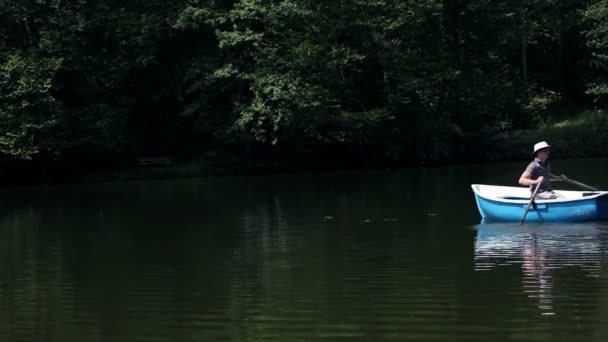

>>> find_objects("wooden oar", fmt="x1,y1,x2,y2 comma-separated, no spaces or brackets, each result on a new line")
559,176,598,191
521,182,542,225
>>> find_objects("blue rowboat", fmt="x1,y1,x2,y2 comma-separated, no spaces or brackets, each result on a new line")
471,184,608,223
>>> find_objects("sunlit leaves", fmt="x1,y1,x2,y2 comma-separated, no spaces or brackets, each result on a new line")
584,0,608,98
0,53,62,159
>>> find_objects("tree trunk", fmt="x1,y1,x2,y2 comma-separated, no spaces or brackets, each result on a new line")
521,12,528,83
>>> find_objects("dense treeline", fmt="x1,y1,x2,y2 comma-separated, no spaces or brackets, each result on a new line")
1,0,608,178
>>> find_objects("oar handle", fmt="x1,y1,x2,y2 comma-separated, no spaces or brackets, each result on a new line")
521,182,542,225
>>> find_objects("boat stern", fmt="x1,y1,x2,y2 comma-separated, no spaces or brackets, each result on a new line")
596,193,608,220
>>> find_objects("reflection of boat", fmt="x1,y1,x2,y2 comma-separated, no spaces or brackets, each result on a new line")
474,223,602,270
473,223,602,314
471,184,608,222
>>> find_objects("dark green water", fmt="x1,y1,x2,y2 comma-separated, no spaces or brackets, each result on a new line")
2,158,608,341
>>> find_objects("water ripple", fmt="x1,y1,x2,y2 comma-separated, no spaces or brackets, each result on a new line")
3,180,608,341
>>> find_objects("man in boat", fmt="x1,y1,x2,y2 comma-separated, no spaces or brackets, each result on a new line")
518,141,563,199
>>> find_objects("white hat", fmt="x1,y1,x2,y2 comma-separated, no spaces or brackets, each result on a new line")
533,141,551,154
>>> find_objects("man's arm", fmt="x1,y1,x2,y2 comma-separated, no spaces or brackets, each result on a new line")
519,170,543,186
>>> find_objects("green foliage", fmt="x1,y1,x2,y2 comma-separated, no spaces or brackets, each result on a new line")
0,0,607,171
584,0,608,101
211,0,326,144
0,52,62,159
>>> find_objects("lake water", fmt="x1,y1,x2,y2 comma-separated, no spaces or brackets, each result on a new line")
2,158,608,341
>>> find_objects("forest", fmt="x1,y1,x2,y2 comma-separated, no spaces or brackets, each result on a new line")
2,0,608,182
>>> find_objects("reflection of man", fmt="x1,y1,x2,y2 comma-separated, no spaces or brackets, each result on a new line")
474,227,603,317
522,234,553,313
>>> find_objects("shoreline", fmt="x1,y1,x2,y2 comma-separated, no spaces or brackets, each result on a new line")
2,121,608,187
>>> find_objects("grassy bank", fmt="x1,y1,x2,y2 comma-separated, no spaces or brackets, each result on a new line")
504,109,608,160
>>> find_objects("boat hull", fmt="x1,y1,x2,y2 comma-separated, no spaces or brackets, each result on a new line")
472,184,608,223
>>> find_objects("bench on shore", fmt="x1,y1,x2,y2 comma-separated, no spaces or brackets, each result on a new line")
496,120,512,131
137,157,173,167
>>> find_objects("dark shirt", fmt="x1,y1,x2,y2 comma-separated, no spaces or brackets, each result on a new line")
525,158,553,193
